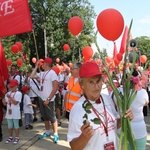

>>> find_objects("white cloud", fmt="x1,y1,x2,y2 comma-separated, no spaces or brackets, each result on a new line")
138,15,150,24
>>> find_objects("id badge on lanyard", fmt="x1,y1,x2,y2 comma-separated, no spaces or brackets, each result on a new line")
8,109,12,115
103,136,115,150
40,85,43,91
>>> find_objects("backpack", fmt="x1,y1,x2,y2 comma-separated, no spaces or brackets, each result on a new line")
20,93,24,111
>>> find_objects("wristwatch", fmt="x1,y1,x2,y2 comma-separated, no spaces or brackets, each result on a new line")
47,97,51,101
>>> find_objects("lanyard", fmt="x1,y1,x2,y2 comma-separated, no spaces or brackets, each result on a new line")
9,92,16,107
42,69,51,84
87,95,108,137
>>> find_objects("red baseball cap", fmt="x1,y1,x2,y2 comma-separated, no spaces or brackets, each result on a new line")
79,61,102,78
8,80,18,87
22,86,30,93
43,57,52,64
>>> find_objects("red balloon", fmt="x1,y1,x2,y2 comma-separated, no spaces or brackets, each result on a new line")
32,57,36,63
6,59,12,66
39,59,44,66
82,46,93,59
68,62,73,67
68,16,84,36
105,56,112,63
52,66,60,75
95,59,100,65
63,44,70,51
56,58,60,63
17,59,22,67
96,8,124,41
11,44,19,54
114,58,120,66
117,53,123,61
140,55,147,64
15,42,22,51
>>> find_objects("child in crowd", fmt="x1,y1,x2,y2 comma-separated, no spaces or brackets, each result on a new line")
2,80,22,144
21,86,36,129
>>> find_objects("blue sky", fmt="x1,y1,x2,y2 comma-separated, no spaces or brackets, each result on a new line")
88,0,150,56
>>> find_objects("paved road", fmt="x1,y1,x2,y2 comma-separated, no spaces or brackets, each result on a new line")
1,113,150,150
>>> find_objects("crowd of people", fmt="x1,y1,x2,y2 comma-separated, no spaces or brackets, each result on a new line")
0,57,150,150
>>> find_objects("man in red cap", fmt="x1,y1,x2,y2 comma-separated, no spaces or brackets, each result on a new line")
67,61,133,150
30,57,59,143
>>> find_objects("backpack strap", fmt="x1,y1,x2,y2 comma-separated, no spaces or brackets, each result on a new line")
20,93,24,111
32,79,40,90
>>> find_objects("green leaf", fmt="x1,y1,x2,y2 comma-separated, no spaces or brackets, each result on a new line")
83,120,87,125
90,118,101,125
86,110,91,114
83,114,88,119
86,102,92,110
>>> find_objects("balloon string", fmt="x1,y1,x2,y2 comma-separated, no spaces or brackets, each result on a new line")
32,30,39,60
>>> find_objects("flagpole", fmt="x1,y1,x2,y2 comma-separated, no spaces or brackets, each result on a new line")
32,30,39,60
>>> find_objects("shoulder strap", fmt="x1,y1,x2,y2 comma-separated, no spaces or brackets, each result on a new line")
13,74,17,79
32,79,40,90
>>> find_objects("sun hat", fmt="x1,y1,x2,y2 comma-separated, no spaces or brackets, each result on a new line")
8,80,18,87
43,57,52,64
22,86,30,93
79,61,102,78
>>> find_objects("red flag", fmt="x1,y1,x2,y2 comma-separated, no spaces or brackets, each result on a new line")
0,72,6,93
119,26,128,54
0,41,9,93
113,42,118,58
0,0,33,38
0,41,9,80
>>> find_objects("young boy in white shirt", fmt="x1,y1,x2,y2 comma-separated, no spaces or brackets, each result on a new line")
21,86,36,129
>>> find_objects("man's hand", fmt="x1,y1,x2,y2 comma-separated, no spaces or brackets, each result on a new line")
43,99,49,106
81,122,94,139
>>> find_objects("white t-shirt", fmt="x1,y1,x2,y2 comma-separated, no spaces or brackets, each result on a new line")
38,70,58,101
58,73,64,82
67,94,119,150
130,88,149,139
10,74,21,84
5,91,22,119
28,77,40,97
111,87,149,139
101,83,109,95
64,73,71,83
23,94,34,114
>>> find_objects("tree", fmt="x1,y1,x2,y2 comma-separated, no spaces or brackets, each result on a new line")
135,36,150,68
28,0,96,64
2,0,96,70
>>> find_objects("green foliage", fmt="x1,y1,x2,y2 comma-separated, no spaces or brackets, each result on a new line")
135,36,150,68
28,0,96,64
